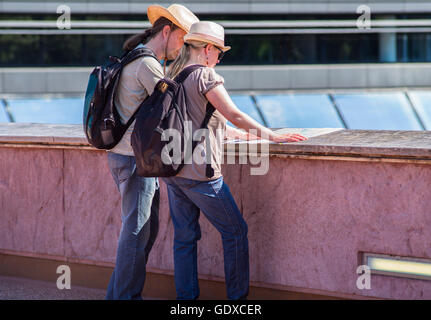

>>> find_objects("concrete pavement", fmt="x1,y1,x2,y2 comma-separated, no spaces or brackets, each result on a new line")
0,275,165,300
0,275,106,300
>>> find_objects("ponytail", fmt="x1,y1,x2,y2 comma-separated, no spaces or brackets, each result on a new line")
123,17,179,51
166,41,207,79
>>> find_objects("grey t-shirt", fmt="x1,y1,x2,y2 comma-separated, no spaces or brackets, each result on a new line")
176,66,226,181
109,45,163,156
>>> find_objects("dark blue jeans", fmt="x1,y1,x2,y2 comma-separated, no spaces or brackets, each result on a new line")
106,152,160,300
163,175,249,300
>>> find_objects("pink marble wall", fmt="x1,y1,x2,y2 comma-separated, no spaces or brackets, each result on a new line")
1,146,431,299
222,157,431,299
0,148,65,256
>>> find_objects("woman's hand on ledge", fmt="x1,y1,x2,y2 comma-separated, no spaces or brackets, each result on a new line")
270,133,308,143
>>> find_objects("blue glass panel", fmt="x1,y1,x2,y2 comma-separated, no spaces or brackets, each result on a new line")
333,93,422,130
255,94,344,128
0,101,9,122
408,91,431,130
229,94,264,126
7,97,84,124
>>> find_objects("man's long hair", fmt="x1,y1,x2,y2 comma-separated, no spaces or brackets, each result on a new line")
123,17,178,51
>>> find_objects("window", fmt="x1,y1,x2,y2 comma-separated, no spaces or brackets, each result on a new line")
408,91,431,130
6,96,83,124
255,93,344,128
0,101,9,122
333,92,423,130
2,12,431,66
1,91,430,132
364,253,431,281
0,33,430,66
230,94,265,126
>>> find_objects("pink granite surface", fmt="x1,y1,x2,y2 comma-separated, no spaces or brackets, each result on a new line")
0,147,65,256
222,157,431,299
1,146,431,299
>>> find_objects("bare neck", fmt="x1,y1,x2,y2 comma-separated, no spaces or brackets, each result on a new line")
144,36,166,61
185,50,207,67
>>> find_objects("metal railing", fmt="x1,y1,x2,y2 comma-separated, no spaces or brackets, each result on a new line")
2,19,431,35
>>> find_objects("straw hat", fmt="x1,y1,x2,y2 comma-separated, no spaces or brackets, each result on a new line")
184,21,231,52
147,4,199,33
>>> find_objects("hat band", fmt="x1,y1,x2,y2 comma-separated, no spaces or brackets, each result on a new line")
187,32,225,48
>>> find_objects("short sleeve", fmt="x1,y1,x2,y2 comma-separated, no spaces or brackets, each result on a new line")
136,56,164,95
198,67,225,95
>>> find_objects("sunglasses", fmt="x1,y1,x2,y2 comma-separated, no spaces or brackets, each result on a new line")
214,46,225,61
187,43,226,61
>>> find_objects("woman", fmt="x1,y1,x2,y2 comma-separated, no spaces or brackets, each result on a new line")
106,4,199,300
163,21,307,300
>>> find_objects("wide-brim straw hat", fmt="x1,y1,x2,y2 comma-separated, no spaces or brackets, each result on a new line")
184,21,231,52
147,4,199,33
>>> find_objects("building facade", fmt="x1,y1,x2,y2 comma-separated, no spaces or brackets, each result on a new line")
1,1,431,129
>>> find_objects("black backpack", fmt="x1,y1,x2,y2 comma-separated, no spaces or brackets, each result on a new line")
83,47,158,149
131,64,215,178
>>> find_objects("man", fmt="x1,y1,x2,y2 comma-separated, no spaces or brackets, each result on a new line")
106,4,199,300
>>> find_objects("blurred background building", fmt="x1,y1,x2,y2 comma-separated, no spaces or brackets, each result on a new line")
1,0,431,130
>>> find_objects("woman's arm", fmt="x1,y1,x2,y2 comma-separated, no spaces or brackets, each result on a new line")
206,85,307,143
225,125,260,141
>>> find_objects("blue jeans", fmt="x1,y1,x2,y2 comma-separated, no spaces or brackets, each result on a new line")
106,152,160,300
162,175,249,300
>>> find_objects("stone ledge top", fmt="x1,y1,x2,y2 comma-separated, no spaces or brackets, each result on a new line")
1,123,431,160
253,128,431,160
0,123,88,145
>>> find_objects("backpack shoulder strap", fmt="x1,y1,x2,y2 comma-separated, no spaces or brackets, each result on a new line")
174,64,216,130
200,102,217,178
119,48,160,127
201,103,216,129
121,47,159,66
174,65,218,178
179,65,217,178
174,64,205,84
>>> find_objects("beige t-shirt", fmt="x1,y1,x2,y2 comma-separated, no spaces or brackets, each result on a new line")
109,45,163,156
176,66,226,181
